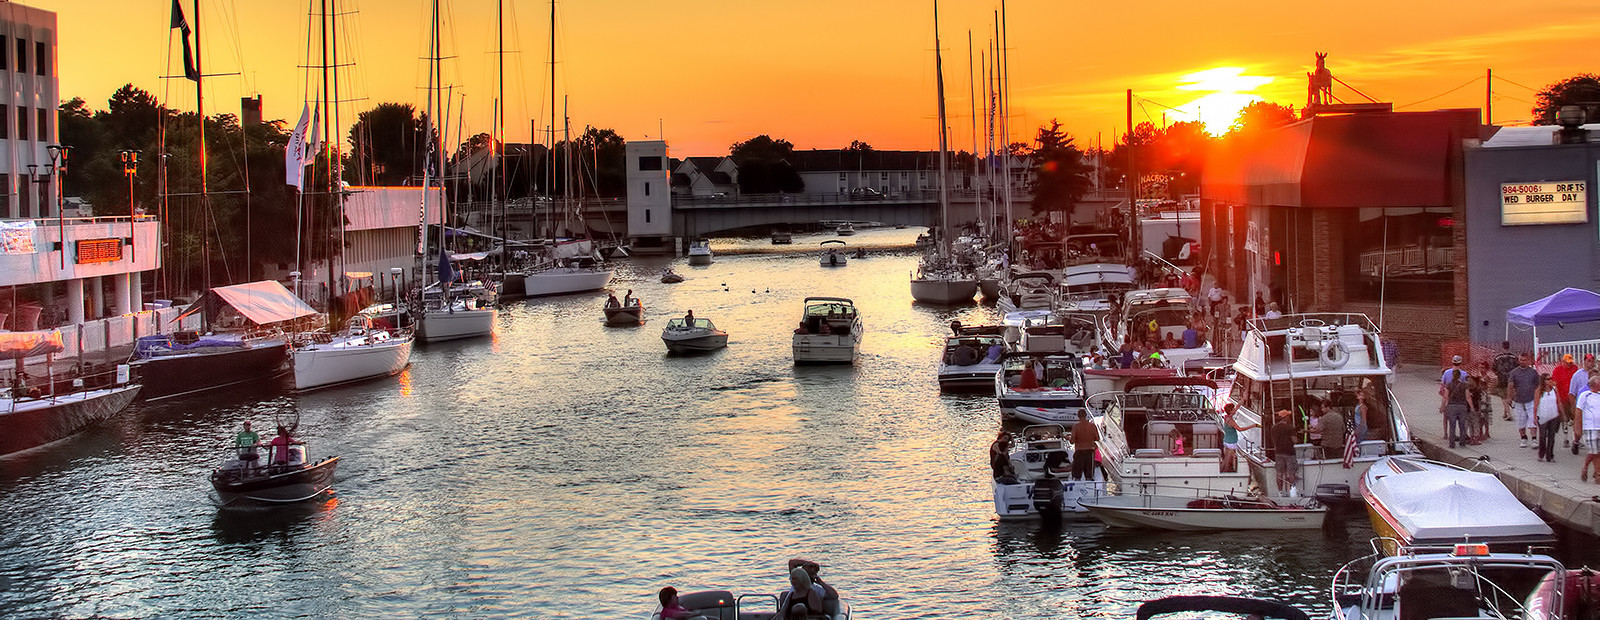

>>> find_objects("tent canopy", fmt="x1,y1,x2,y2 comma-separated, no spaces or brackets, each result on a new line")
175,281,318,326
1506,287,1600,327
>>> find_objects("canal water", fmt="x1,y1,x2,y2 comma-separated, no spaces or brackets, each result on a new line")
0,227,1567,618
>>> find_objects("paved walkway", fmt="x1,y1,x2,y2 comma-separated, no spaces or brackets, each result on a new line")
1391,366,1600,536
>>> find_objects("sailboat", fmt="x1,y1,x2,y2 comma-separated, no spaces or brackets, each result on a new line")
909,1,978,305
415,0,496,341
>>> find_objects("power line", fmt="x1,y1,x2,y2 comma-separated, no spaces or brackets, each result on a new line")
1396,75,1484,110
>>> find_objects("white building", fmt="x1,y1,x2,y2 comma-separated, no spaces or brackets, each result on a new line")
625,141,670,237
259,186,439,303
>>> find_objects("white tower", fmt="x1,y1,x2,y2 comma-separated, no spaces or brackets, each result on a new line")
625,140,671,239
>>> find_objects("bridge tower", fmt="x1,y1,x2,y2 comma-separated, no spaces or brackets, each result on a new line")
625,140,673,254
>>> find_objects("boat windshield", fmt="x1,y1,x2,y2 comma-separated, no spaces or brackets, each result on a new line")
1361,557,1565,620
804,302,856,317
1129,306,1191,328
666,318,713,329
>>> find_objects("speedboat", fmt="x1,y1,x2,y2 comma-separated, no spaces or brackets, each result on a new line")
416,280,497,342
1225,313,1417,502
1331,540,1577,620
771,229,793,244
130,281,312,400
0,330,141,456
660,268,685,283
687,239,714,265
819,240,849,267
1362,456,1554,554
993,424,1106,519
662,317,728,353
996,271,1058,315
937,330,1005,392
995,351,1086,421
1077,491,1326,530
792,297,862,364
649,560,851,619
604,297,645,326
835,221,856,236
1058,262,1137,313
1090,376,1252,497
291,315,414,391
210,416,339,505
1110,287,1213,369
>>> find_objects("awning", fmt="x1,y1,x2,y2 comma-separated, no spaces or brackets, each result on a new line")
0,329,64,360
1506,287,1600,327
175,280,318,326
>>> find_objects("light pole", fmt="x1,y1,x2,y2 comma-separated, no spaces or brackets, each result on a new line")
28,160,56,268
119,150,140,262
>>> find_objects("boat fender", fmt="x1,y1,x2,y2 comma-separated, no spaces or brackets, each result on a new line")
1319,340,1350,369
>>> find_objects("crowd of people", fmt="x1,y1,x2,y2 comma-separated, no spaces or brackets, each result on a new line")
1443,343,1600,479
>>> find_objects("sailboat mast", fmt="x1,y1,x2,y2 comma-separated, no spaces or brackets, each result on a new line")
496,0,506,272
418,0,439,282
548,0,556,239
321,0,334,303
967,30,980,240
193,0,211,292
332,0,345,299
933,1,949,259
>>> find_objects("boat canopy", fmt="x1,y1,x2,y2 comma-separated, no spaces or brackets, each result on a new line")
175,281,318,326
0,329,64,360
1370,467,1553,543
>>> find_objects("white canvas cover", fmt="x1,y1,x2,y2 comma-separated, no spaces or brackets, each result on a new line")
175,281,318,326
0,329,64,360
1370,466,1552,543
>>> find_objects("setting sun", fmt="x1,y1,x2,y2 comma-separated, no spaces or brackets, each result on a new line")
1174,67,1275,135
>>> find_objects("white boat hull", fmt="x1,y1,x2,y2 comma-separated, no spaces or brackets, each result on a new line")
687,252,713,265
663,333,728,353
519,267,613,297
1012,406,1083,425
793,333,860,364
910,278,978,304
418,308,496,341
293,336,413,390
1078,494,1326,530
820,255,848,267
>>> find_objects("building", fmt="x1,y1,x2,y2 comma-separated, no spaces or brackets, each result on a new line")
1201,108,1485,361
259,186,437,303
671,156,737,197
625,140,670,251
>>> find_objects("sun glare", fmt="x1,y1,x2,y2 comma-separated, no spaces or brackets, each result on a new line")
1173,67,1274,135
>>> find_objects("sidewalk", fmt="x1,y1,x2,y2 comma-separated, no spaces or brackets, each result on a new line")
1392,366,1600,536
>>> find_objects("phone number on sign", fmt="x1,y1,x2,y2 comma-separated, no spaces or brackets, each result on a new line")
1503,182,1585,194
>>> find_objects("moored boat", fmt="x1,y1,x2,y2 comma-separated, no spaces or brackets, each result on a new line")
662,317,728,353
995,351,1085,420
1091,376,1252,497
1361,455,1554,554
1332,539,1574,620
792,297,862,364
0,330,141,456
1077,491,1326,530
130,281,314,400
292,315,414,391
992,424,1106,519
415,280,497,342
937,330,1004,392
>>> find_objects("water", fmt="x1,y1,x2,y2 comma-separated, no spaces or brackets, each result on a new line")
0,228,1448,617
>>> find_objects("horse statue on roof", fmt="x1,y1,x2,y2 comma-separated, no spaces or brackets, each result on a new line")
1307,52,1333,108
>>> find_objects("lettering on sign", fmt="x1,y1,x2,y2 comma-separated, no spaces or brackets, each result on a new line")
1501,181,1587,225
76,238,123,264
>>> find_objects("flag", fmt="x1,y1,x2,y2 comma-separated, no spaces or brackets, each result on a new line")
438,251,455,287
1342,426,1359,469
285,103,310,188
305,101,323,164
169,0,199,82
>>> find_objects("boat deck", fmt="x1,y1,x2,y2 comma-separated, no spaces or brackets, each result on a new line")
1392,365,1600,536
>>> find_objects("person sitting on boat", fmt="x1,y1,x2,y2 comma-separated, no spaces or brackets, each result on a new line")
234,421,261,468
776,566,825,619
989,431,1015,480
656,586,707,620
951,342,981,366
1018,362,1042,390
794,320,809,335
1160,333,1182,349
269,426,304,467
949,319,963,336
787,559,840,614
982,342,1004,365
605,293,621,308
1181,323,1200,349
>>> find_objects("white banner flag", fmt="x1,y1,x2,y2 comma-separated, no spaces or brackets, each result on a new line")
285,103,310,189
306,101,323,166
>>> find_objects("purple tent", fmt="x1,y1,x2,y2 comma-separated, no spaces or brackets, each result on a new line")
1506,288,1600,327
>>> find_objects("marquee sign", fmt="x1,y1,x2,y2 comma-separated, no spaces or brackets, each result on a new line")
76,238,123,264
1501,181,1587,225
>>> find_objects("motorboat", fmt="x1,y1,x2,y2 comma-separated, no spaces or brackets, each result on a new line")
792,297,862,364
1331,540,1577,620
662,317,729,353
1077,491,1325,530
130,281,314,400
1139,596,1310,620
995,351,1086,420
771,229,793,244
1110,287,1213,370
0,330,141,456
819,240,849,267
687,239,714,265
996,271,1058,315
604,296,645,326
1361,456,1554,554
210,419,339,506
660,268,685,283
992,424,1106,519
1004,311,1101,355
909,254,978,305
415,280,497,342
1225,313,1417,502
649,560,851,620
1090,376,1252,497
937,330,1005,392
835,221,856,236
1058,262,1137,314
291,315,414,391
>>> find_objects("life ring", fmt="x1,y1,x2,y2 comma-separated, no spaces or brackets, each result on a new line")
1319,340,1350,368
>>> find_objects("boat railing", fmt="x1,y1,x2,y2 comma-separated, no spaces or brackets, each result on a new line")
734,593,778,616
1246,313,1378,335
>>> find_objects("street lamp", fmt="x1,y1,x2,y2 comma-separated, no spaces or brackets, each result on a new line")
40,145,69,268
119,150,140,262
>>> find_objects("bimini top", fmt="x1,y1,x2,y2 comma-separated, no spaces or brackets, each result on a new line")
1366,457,1553,545
175,281,318,326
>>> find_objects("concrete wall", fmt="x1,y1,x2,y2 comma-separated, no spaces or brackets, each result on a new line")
1465,141,1600,347
0,217,159,286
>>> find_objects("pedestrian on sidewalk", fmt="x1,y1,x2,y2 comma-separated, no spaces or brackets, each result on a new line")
1570,354,1595,451
1536,374,1560,462
1505,353,1542,448
1492,342,1519,421
1578,375,1600,480
1440,356,1475,449
1469,371,1492,443
1555,354,1580,449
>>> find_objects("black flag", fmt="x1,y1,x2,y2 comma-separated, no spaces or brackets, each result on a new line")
169,0,199,82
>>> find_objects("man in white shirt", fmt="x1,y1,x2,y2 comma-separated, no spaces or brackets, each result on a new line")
1579,375,1600,481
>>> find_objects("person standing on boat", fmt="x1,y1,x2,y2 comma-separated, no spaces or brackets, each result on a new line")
1070,411,1099,481
1320,404,1345,460
268,426,303,467
989,431,1015,479
683,309,695,326
1220,404,1257,473
1270,409,1299,494
234,421,261,468
623,289,635,307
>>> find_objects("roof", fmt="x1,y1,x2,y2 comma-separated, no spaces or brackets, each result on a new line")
175,280,318,326
787,149,943,172
1202,109,1484,208
1480,123,1600,148
1506,287,1600,327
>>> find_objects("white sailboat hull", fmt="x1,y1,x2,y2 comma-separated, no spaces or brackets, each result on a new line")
293,336,413,390
418,308,496,341
910,278,978,304
518,268,613,297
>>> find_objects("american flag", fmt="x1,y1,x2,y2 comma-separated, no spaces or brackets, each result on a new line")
1342,426,1359,468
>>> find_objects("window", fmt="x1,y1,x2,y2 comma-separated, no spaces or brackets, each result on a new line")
0,37,8,71
18,175,29,218
879,172,888,181
644,182,650,196
0,104,9,140
33,41,45,76
637,155,662,171
17,106,27,141
1343,207,1455,303
837,173,846,182
0,174,9,217
645,209,651,224
36,108,45,141
14,38,24,73
919,171,927,180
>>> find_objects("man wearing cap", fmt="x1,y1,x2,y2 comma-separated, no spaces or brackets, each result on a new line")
1505,353,1542,448
1439,355,1475,449
1556,354,1581,448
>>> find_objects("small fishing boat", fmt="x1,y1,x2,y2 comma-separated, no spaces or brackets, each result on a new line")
662,317,728,353
210,412,339,506
687,239,714,265
834,221,856,236
1361,456,1554,554
819,240,849,267
660,268,685,283
1077,491,1326,530
604,295,645,326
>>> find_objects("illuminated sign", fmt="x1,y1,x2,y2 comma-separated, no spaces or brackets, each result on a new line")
1501,181,1587,225
76,238,123,264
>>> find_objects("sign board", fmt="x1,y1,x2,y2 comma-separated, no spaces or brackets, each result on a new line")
1501,181,1587,225
1244,221,1260,254
76,238,123,264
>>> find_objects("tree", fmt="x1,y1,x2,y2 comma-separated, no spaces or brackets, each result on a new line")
1532,74,1600,125
1228,100,1297,135
348,102,430,185
1027,120,1094,222
729,134,802,193
729,134,795,162
846,140,873,152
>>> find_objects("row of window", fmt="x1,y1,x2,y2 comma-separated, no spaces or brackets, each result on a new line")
0,104,49,141
0,36,48,77
837,171,929,181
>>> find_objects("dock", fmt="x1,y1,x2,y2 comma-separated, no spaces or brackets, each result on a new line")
1392,367,1600,536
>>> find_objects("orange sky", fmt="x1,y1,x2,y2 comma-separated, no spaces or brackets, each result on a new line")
31,0,1600,157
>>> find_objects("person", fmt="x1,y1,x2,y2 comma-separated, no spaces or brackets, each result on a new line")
1556,354,1580,447
1169,427,1187,455
1320,402,1346,459
1181,323,1200,349
234,421,261,466
1439,355,1475,449
794,320,809,335
268,425,303,467
950,319,963,336
1089,354,1107,370
1070,410,1098,481
683,309,695,326
1118,338,1136,369
1263,302,1283,320
1160,332,1182,349
1579,375,1600,481
989,431,1014,479
776,566,825,618
981,342,1004,364
1351,390,1372,442
1506,353,1542,448
1574,355,1597,451
1469,370,1491,443
1492,341,1519,421
1254,291,1267,317
1207,284,1225,317
1220,404,1257,472
657,587,705,620
1307,402,1325,447
951,341,981,366
1271,409,1298,494
1536,374,1561,462
605,293,620,308
623,289,635,306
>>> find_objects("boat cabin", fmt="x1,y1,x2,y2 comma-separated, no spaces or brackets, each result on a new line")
797,298,857,336
943,334,1005,366
1094,378,1222,458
